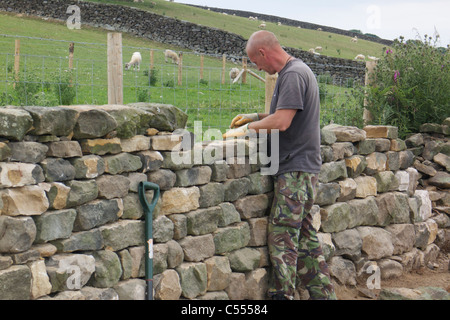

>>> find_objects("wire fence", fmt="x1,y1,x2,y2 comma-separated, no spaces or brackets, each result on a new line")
0,34,366,131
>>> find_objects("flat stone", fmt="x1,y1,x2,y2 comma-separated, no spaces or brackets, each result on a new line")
70,107,118,139
40,158,76,182
176,262,207,299
0,107,33,141
364,125,398,139
103,153,142,175
357,226,394,260
100,220,144,251
354,176,377,198
186,206,221,236
0,216,36,253
24,106,78,136
0,185,49,216
179,234,215,262
319,160,348,183
52,229,104,253
136,150,163,172
433,153,450,171
96,174,130,199
65,180,98,207
323,124,366,142
205,256,232,292
129,103,188,132
74,199,122,231
428,171,450,188
0,265,31,299
34,209,77,243
46,141,82,158
0,162,44,187
213,222,250,254
70,155,105,179
8,142,48,163
233,194,270,219
175,166,212,187
80,138,122,155
160,187,200,215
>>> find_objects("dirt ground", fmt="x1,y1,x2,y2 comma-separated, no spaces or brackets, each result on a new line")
334,251,450,300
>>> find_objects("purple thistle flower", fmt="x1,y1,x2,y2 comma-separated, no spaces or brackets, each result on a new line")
394,70,400,83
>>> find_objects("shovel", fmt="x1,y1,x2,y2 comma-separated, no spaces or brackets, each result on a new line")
138,181,160,300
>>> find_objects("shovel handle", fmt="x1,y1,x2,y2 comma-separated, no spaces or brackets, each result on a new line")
138,181,160,212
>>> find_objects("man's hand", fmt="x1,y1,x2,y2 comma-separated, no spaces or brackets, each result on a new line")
222,124,250,139
230,113,259,128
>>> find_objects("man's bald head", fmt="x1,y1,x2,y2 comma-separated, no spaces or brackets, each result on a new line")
246,30,281,56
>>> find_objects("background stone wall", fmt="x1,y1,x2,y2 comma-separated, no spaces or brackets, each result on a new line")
0,0,366,82
0,103,448,300
190,5,394,46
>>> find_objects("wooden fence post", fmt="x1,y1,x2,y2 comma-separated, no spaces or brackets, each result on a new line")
14,39,20,88
68,42,74,87
178,52,183,86
363,60,377,124
265,72,278,113
242,57,247,84
200,54,204,80
221,54,226,85
150,49,154,70
107,32,123,105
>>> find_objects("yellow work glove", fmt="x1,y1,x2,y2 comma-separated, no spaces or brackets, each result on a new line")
230,113,259,128
222,124,250,139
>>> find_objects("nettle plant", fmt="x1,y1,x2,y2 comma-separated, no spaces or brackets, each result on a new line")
365,33,449,138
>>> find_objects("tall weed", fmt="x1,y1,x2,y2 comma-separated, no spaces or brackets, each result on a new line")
365,33,449,138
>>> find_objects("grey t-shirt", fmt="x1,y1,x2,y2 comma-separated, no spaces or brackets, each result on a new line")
269,58,322,175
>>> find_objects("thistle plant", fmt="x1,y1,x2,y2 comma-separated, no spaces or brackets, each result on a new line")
365,32,449,138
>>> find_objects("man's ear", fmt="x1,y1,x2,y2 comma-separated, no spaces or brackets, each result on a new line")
259,48,266,58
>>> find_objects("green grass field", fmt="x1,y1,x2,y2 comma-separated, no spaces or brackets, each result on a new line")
87,0,388,60
0,0,374,130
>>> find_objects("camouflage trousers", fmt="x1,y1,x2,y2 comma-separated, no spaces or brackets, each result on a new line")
268,171,336,300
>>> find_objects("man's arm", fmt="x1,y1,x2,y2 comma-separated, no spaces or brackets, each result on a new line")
249,109,297,133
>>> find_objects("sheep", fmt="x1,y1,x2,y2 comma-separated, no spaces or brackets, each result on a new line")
351,36,358,43
317,28,323,31
133,0,144,2
354,54,365,61
308,48,315,54
229,68,240,81
164,49,180,65
315,46,323,52
258,23,266,29
368,55,380,61
125,52,142,71
277,22,282,26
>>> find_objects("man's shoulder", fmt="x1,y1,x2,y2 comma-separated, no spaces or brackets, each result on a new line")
282,59,313,78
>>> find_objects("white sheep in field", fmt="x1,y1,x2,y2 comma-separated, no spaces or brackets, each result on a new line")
317,28,323,31
229,68,240,81
351,36,358,43
125,52,142,71
308,48,315,54
164,49,180,65
354,54,365,61
258,23,266,29
315,46,323,52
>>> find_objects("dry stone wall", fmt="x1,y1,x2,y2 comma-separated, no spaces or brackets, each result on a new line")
0,104,449,300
